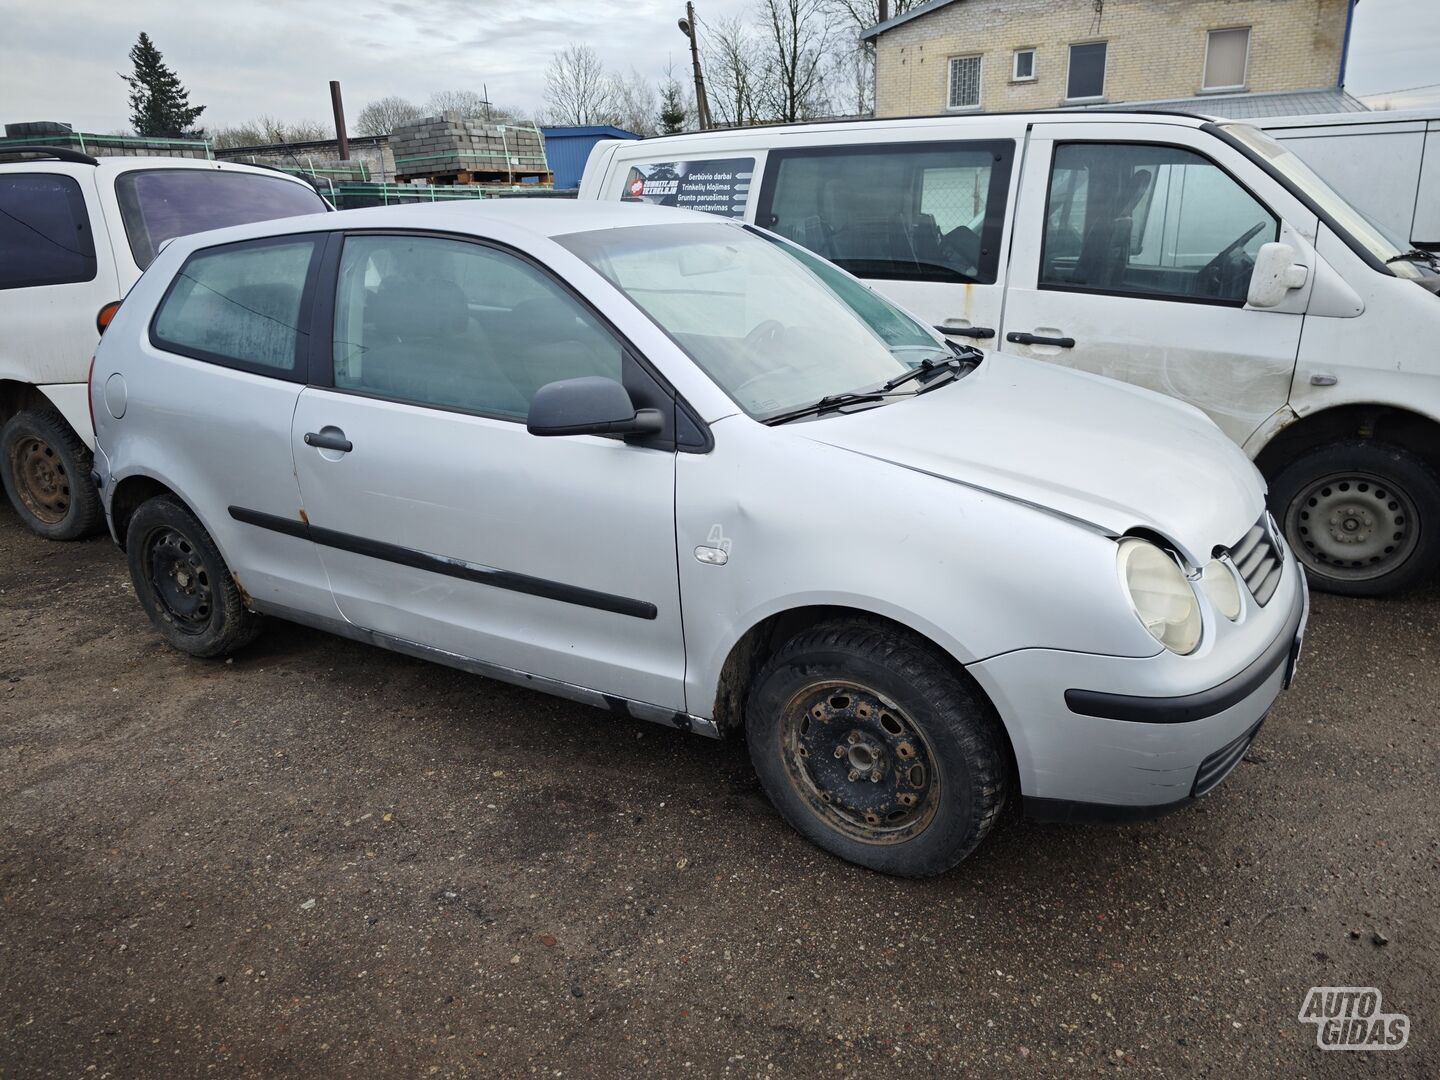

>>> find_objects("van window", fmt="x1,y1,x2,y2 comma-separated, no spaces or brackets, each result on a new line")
0,173,97,290
152,237,320,375
759,141,1013,285
1041,143,1277,304
331,234,623,419
116,169,328,269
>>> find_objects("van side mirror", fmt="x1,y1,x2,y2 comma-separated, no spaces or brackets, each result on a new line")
526,376,664,438
1247,242,1309,308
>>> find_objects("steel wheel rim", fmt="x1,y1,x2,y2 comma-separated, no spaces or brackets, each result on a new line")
145,527,214,635
1286,470,1420,582
9,436,70,524
778,680,941,845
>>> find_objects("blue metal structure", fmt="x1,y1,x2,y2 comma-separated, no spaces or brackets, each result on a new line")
541,125,642,190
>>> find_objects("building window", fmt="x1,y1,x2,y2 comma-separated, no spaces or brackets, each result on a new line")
1012,48,1036,82
1203,27,1250,91
948,55,982,110
1066,42,1107,101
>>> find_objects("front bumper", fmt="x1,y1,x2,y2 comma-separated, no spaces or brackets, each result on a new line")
969,568,1308,818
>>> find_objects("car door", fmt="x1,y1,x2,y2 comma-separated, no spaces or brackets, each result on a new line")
1001,123,1308,447
289,230,687,711
754,138,1016,344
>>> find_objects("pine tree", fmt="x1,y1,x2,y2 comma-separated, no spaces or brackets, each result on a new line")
122,33,206,138
659,79,687,134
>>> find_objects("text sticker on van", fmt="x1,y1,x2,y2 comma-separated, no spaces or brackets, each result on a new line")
623,158,754,219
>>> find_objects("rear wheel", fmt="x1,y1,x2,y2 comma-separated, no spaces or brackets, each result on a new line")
746,619,1008,877
0,409,103,541
1269,441,1440,597
126,496,261,657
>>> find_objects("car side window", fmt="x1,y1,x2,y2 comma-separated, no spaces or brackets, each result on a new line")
331,234,624,419
152,236,320,374
759,142,1013,285
1041,143,1278,304
0,173,97,290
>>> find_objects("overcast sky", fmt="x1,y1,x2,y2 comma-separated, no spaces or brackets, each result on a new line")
0,0,1436,132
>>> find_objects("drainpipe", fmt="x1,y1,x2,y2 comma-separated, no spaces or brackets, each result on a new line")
1338,0,1357,88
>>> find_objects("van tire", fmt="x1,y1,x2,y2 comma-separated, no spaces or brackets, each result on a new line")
746,619,1007,877
125,495,261,658
0,409,103,541
1269,440,1440,597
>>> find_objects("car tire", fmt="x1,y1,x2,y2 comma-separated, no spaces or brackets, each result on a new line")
1269,440,1440,597
125,495,261,658
746,619,1008,877
0,409,104,541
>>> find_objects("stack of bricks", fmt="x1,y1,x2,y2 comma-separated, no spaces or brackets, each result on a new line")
390,112,550,184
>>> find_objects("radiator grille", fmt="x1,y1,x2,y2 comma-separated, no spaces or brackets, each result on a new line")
1228,516,1282,606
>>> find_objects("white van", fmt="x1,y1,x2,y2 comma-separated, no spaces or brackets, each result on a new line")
1261,109,1440,254
0,148,328,540
579,111,1440,596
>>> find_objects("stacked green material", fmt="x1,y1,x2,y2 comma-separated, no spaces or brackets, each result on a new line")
391,113,548,178
0,131,211,159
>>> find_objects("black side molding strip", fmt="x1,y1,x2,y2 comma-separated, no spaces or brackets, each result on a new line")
228,506,658,620
1064,582,1304,724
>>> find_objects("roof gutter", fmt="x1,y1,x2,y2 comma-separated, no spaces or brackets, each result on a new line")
1338,0,1358,88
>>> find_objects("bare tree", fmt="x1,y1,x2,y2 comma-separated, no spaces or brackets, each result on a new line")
542,45,617,126
355,95,421,135
821,0,919,114
755,0,831,122
424,89,493,118
703,15,759,127
209,116,329,149
610,68,659,135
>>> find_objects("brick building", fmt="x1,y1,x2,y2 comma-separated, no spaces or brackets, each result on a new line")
863,0,1361,118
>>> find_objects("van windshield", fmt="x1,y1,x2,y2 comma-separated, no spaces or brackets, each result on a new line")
1221,123,1427,280
559,221,948,420
114,169,328,269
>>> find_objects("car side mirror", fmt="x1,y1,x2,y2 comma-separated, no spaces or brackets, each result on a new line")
1247,242,1309,308
526,376,664,438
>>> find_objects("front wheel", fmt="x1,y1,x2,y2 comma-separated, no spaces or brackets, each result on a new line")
126,495,261,657
0,409,103,541
746,619,1008,877
1269,440,1440,597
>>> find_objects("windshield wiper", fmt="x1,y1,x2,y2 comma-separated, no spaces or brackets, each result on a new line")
1386,248,1437,265
882,345,982,393
764,391,893,426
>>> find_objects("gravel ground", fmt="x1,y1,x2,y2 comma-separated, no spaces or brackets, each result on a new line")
1,503,1435,1078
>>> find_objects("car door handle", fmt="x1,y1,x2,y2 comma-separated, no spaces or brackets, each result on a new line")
1006,331,1076,348
934,325,996,340
304,430,353,452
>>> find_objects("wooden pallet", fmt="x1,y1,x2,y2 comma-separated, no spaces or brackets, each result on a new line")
395,168,554,187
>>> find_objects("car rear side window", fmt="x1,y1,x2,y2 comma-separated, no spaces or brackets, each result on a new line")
116,169,328,269
152,236,321,376
0,173,97,290
757,141,1013,285
330,234,623,420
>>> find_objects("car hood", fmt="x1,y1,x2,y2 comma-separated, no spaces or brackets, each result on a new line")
800,353,1265,564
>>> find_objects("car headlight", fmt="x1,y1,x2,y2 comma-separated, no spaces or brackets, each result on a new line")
1117,538,1202,654
1201,559,1243,620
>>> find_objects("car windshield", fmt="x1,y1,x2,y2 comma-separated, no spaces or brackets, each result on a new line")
1222,123,1427,281
115,169,328,269
557,221,947,420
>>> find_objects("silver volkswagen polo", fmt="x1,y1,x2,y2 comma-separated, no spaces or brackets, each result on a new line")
91,202,1307,876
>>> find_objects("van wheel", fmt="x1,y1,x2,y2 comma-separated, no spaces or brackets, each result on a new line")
746,619,1007,877
126,496,261,658
1269,440,1440,597
0,409,103,541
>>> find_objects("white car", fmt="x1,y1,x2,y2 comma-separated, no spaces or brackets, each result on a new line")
90,201,1306,876
0,147,328,540
580,111,1440,597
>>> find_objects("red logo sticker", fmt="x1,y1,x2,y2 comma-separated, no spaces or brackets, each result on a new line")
629,178,645,197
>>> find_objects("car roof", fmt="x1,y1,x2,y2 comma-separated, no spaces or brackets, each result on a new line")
158,198,727,254
0,153,319,187
608,108,1214,149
